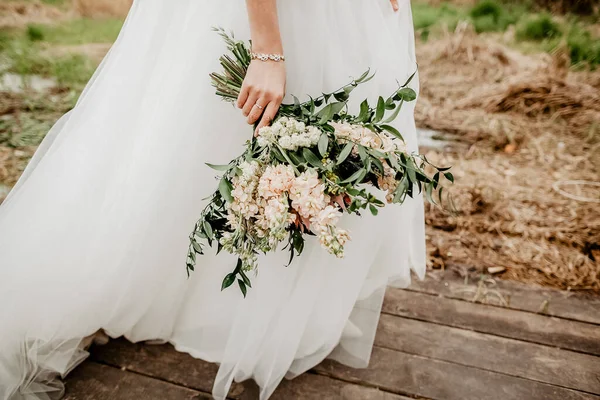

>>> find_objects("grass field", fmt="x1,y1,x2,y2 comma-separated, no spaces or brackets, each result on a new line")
1,0,599,291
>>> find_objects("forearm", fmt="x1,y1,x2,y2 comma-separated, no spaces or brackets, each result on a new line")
245,0,283,54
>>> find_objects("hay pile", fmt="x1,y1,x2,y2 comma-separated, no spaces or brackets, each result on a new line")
418,24,600,291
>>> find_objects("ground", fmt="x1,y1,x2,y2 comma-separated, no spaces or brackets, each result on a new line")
0,0,599,293
65,270,600,399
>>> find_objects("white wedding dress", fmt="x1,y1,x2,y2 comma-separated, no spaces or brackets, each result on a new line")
0,1,424,399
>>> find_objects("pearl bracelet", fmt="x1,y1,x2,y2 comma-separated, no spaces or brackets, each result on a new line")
250,52,285,62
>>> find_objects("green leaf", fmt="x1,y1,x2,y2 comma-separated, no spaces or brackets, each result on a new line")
402,70,417,87
382,100,404,124
393,178,409,203
337,142,354,165
356,69,370,82
206,163,232,171
218,178,233,203
317,102,345,124
397,87,417,102
192,241,203,253
374,96,385,122
341,168,367,184
381,125,404,142
203,221,214,239
369,204,379,216
425,183,436,205
333,91,349,102
239,270,252,288
358,145,368,161
221,273,236,291
444,172,455,183
238,279,248,297
387,154,400,171
357,100,370,122
316,104,332,124
271,146,286,163
371,156,384,174
318,133,329,157
303,148,323,168
234,258,243,273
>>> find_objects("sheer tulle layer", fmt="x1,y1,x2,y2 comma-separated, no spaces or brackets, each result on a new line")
0,1,424,399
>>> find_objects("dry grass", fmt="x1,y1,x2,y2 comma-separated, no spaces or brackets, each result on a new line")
73,0,132,18
0,0,131,28
418,23,600,291
0,2,68,29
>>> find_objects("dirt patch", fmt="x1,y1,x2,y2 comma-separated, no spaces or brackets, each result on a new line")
418,24,600,291
0,2,70,29
47,43,113,64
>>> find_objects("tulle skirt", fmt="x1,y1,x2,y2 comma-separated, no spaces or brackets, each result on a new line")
0,0,424,399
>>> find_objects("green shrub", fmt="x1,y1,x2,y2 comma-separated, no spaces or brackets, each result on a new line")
470,0,519,32
26,25,45,42
567,26,600,66
517,14,562,41
470,0,503,21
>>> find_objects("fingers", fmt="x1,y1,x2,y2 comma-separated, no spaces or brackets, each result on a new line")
390,0,399,11
241,90,260,118
236,84,250,109
246,90,283,126
246,97,267,125
255,101,280,136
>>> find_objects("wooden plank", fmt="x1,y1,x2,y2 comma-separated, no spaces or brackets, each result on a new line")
383,289,600,356
316,346,600,400
91,339,413,400
376,314,600,394
242,373,416,400
90,339,246,398
408,269,600,325
65,362,209,400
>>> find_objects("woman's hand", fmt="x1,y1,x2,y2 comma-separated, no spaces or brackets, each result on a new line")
237,60,286,135
390,0,399,11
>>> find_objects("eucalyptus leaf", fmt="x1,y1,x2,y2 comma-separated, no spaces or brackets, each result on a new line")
192,241,203,253
318,133,329,156
337,142,354,165
397,87,417,102
358,100,370,122
341,168,367,184
303,148,323,168
203,221,214,239
218,178,233,203
358,145,368,161
382,100,404,124
381,124,404,142
206,163,232,171
374,97,385,122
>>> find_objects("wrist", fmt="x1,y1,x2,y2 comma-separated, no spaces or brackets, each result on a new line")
250,39,283,55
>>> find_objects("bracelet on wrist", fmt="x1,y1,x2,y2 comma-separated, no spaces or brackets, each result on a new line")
250,52,285,62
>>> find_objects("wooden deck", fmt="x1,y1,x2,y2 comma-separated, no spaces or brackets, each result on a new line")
65,270,600,400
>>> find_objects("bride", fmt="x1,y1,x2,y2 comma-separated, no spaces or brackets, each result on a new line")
0,0,425,399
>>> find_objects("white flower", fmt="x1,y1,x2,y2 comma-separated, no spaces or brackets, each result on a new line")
258,164,295,199
311,205,342,232
257,117,321,151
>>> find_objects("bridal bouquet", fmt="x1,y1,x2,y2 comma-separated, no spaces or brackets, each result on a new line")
187,29,453,296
